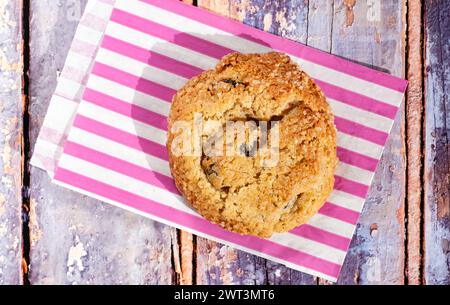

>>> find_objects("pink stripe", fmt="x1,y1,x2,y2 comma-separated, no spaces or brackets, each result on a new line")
54,167,341,278
334,176,368,199
73,115,168,161
319,203,360,225
111,9,234,59
101,35,203,79
337,147,378,172
64,140,353,251
140,0,407,93
63,141,179,194
334,117,388,146
315,80,398,119
290,225,351,251
83,88,168,131
91,62,176,102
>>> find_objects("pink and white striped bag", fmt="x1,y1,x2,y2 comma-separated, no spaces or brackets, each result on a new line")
32,0,407,281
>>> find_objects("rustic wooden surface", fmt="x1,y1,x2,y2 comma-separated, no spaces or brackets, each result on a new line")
0,0,448,284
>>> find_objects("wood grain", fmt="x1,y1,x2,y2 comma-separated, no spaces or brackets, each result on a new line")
423,0,450,285
330,0,407,285
405,0,423,285
27,0,175,284
0,0,24,285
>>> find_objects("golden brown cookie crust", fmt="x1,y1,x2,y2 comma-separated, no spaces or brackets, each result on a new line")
167,52,337,238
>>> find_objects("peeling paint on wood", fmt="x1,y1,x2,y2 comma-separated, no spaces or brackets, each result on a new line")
423,0,450,285
27,0,175,285
0,0,23,285
306,0,333,51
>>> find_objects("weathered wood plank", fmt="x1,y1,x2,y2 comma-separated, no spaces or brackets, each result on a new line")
306,0,333,51
330,0,406,284
0,0,24,285
405,0,423,285
28,0,175,284
423,0,450,285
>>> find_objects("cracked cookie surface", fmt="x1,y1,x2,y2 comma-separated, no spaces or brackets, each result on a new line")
167,52,337,238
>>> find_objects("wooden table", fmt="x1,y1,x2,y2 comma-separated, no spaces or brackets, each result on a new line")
0,0,448,285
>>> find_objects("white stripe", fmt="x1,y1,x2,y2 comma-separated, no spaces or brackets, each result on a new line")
337,132,383,159
327,190,366,212
96,48,188,89
86,75,170,116
77,101,168,146
57,154,345,265
33,139,64,161
335,163,373,186
63,51,94,73
116,0,404,106
51,179,338,281
85,0,114,20
43,95,78,131
308,214,355,238
55,78,85,101
270,233,346,265
328,98,392,133
75,24,104,46
106,21,218,70
58,154,197,215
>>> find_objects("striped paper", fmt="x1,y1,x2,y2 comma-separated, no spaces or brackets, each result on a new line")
31,0,116,174
37,0,407,281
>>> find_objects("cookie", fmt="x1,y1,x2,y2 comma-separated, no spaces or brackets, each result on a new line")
167,52,337,238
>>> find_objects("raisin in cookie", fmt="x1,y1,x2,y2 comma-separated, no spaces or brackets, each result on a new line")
167,52,337,238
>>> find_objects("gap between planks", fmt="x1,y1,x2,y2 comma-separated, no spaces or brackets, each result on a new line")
21,0,32,285
405,0,425,285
